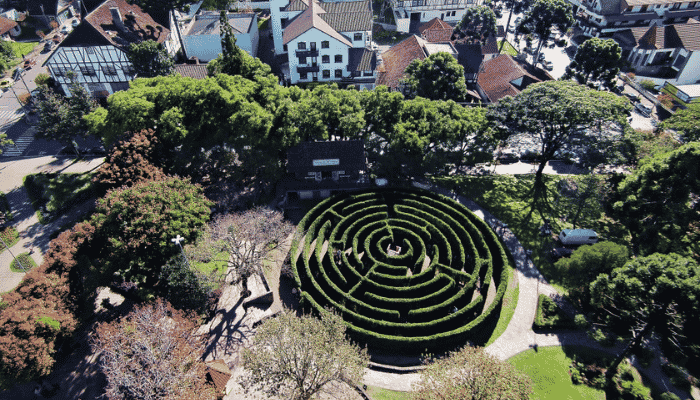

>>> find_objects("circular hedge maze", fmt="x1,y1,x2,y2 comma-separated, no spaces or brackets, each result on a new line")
290,188,511,354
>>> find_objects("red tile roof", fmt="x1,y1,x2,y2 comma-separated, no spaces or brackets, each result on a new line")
282,0,352,46
377,35,428,89
85,0,170,48
477,54,549,102
419,18,453,43
0,16,18,35
628,18,700,50
174,64,209,79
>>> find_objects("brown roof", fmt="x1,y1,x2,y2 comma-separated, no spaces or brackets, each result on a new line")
624,0,688,6
205,360,231,391
0,16,17,35
174,64,209,79
283,0,352,46
419,18,453,43
283,0,372,33
477,54,548,102
377,35,428,89
84,0,170,48
627,19,700,50
482,35,498,54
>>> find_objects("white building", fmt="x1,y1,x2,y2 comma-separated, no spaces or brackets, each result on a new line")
270,0,377,88
180,11,259,62
390,0,483,33
44,0,174,98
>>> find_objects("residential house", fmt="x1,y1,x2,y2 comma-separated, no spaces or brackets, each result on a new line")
270,0,377,88
476,54,552,103
0,15,20,39
390,0,483,34
174,63,209,79
44,0,172,98
0,8,23,21
613,19,700,84
567,0,700,36
179,10,259,62
660,81,700,109
418,17,453,42
26,0,81,25
285,140,368,202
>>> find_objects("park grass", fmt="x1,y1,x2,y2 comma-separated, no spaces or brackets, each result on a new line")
509,346,607,400
10,42,40,58
431,174,631,292
24,172,96,224
498,39,518,56
366,386,412,400
9,252,37,272
190,250,229,290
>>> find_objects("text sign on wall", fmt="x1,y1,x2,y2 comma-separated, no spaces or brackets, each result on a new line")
312,159,340,167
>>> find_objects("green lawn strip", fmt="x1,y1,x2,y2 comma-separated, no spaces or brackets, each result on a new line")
10,42,40,58
9,252,37,272
24,172,96,224
366,385,412,400
497,39,519,56
258,17,269,30
509,346,607,400
0,226,19,248
190,250,229,291
485,262,519,346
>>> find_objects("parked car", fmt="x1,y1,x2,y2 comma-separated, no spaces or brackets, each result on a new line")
91,146,107,155
71,19,80,28
550,247,573,260
497,150,519,164
624,92,640,102
635,103,653,117
559,229,599,246
42,41,56,53
542,61,554,71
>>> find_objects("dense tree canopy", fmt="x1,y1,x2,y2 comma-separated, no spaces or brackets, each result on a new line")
402,52,468,101
241,309,369,400
662,101,700,142
454,5,498,44
517,0,574,62
412,346,533,400
612,142,700,260
564,37,621,90
126,40,174,78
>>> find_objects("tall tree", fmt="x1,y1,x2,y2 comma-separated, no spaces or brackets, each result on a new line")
92,300,217,400
35,76,97,154
402,52,468,101
497,0,533,53
488,81,630,215
612,142,700,259
661,101,700,142
516,0,574,65
454,5,498,44
412,346,533,400
240,309,369,400
126,40,174,78
589,253,700,376
564,37,621,90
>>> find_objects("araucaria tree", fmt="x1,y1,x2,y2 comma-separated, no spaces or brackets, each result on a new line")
126,39,174,78
489,80,630,214
205,207,294,285
564,37,621,89
402,52,468,101
454,5,497,44
240,309,369,400
92,300,217,400
662,101,700,142
412,346,533,400
517,0,574,64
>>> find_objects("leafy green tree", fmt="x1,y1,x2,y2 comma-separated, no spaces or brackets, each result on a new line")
0,133,12,156
89,177,212,289
240,309,369,400
126,40,174,78
612,142,700,260
564,38,621,90
590,253,700,376
35,76,97,154
554,241,629,304
517,0,574,64
129,0,189,20
454,5,498,44
412,346,533,400
662,101,700,142
488,81,630,214
497,0,533,52
402,52,468,101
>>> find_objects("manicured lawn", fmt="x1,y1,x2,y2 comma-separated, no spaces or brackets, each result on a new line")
10,42,40,58
508,346,606,400
366,385,412,400
498,39,519,56
10,252,37,272
24,172,96,224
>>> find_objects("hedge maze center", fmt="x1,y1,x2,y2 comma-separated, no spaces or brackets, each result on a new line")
291,188,510,355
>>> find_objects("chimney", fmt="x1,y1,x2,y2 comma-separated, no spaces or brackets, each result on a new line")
110,7,126,32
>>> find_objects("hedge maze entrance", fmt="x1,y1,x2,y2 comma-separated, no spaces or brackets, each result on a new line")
290,188,510,354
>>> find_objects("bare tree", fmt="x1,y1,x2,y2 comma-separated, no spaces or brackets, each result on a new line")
207,207,294,285
240,309,369,400
91,300,217,400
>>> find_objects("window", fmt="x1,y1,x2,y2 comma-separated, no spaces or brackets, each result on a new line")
299,56,307,64
79,65,96,76
300,71,308,79
354,33,363,41
310,42,316,50
335,54,342,63
323,70,330,78
363,70,373,76
321,40,329,48
102,65,118,75
86,47,95,54
283,44,288,51
298,42,306,50
322,55,330,63
352,71,361,77
335,69,342,78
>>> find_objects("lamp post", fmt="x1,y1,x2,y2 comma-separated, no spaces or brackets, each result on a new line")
0,234,26,272
171,235,189,266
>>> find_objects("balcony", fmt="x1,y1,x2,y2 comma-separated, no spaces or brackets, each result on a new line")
295,49,319,58
391,0,468,11
297,65,320,74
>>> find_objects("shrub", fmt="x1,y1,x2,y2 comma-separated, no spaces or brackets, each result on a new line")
658,93,674,108
9,252,37,272
34,73,51,86
640,79,656,92
0,226,19,247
